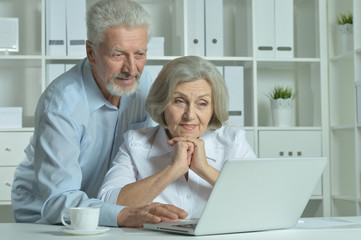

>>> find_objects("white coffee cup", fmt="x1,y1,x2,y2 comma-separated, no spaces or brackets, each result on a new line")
61,207,100,231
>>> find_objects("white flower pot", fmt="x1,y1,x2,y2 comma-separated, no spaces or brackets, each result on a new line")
271,98,294,127
339,24,353,53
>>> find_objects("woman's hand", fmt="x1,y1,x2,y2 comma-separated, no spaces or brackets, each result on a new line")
168,137,219,185
169,139,194,177
168,137,207,172
116,140,195,207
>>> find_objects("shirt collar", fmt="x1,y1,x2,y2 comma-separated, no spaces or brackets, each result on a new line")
201,130,223,162
82,59,118,112
148,126,173,157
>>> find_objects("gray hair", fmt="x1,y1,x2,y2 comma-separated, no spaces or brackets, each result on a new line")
87,0,152,52
146,56,229,131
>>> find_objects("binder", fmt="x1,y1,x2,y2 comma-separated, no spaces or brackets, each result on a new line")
147,37,165,56
255,0,275,58
186,0,205,55
66,0,87,56
205,0,223,56
46,64,65,86
0,18,19,52
275,0,294,58
224,66,244,127
46,0,66,56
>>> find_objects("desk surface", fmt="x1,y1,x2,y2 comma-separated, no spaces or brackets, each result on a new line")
2,217,361,240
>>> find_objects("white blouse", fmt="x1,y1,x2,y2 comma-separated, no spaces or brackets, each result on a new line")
98,125,256,219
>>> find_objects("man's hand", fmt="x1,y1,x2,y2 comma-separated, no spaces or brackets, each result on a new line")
117,203,188,228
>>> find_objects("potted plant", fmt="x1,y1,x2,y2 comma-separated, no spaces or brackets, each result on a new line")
337,12,353,52
267,86,295,127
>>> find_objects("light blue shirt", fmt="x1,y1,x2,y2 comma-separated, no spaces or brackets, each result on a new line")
11,58,155,227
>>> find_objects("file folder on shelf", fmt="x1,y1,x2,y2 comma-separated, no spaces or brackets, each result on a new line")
205,0,223,56
275,0,294,58
46,0,66,56
0,18,19,52
46,64,65,86
147,37,165,56
186,0,205,56
224,66,244,127
66,0,87,56
255,0,294,58
255,0,275,58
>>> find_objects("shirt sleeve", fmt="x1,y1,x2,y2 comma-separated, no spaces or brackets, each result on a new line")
98,131,138,204
34,111,122,227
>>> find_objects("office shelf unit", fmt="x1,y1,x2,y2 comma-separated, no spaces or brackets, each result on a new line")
0,0,329,221
328,0,361,216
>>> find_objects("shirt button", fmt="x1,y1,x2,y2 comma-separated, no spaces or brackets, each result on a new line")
187,194,191,199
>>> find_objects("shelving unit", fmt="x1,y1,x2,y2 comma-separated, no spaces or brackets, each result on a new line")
0,0,329,221
328,0,361,216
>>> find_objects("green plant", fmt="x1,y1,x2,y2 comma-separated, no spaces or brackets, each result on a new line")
268,86,295,100
337,12,353,25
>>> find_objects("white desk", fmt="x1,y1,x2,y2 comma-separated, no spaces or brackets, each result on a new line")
2,217,361,240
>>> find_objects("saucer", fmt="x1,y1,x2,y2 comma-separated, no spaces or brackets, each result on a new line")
60,226,110,235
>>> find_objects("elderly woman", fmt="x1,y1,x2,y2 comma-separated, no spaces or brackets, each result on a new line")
98,56,256,219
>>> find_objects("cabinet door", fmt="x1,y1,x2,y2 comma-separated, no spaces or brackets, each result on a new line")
0,167,16,202
258,130,322,196
258,130,321,158
0,132,32,166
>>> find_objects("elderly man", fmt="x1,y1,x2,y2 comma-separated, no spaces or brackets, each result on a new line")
11,0,187,228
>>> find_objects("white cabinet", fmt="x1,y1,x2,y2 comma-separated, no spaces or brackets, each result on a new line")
0,132,32,166
0,131,32,204
258,130,323,199
0,0,329,217
328,0,361,216
0,167,17,202
258,130,322,158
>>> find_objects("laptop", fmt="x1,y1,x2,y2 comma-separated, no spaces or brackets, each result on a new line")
143,157,327,236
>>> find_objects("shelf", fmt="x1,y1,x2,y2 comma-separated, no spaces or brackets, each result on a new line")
45,56,85,61
0,55,42,60
257,127,322,131
232,126,255,131
310,196,324,200
0,59,41,70
332,195,358,202
0,128,34,132
257,58,321,63
331,125,355,131
257,60,320,71
147,56,254,65
204,56,254,62
330,52,354,62
147,56,179,61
